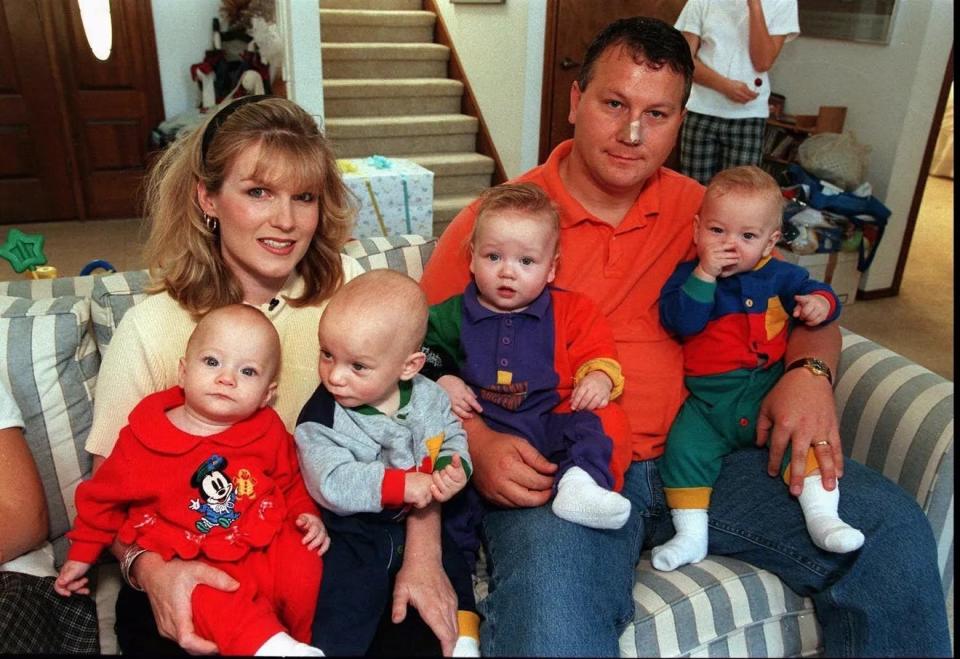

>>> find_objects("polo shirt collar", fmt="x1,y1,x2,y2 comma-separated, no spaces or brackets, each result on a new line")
462,281,551,321
538,139,663,232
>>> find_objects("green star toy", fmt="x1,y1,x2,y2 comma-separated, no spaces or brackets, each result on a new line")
0,229,48,274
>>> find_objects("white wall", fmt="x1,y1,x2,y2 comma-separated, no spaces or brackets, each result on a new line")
432,0,546,177
770,0,954,292
151,0,220,119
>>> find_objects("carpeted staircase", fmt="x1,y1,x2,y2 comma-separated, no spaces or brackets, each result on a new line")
320,0,496,237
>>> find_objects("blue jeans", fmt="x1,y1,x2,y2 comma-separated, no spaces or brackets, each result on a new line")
477,449,951,657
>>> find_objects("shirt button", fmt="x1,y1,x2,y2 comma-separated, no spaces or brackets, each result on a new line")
502,337,511,345
739,417,750,427
745,298,754,308
504,318,512,327
499,358,508,367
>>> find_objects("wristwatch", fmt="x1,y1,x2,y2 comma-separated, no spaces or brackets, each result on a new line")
786,357,833,385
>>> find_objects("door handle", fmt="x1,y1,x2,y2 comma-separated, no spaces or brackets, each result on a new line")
560,57,580,70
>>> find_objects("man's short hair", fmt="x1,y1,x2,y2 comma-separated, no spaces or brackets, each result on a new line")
577,16,694,107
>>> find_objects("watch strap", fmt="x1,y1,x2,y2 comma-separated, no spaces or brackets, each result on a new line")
785,357,833,385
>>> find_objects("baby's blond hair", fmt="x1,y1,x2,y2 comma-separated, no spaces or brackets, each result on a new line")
470,183,560,252
705,166,785,229
324,270,428,354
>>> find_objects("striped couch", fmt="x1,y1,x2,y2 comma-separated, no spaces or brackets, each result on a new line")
0,235,952,656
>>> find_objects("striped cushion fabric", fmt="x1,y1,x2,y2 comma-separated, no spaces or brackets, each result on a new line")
835,329,954,599
0,296,98,566
89,271,150,350
344,234,437,279
0,274,100,300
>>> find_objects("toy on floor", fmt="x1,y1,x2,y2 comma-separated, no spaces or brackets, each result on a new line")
0,228,116,279
0,229,56,279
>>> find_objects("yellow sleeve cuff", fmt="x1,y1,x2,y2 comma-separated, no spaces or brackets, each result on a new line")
574,358,624,400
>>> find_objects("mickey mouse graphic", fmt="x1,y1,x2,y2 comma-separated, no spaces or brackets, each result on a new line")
189,454,241,533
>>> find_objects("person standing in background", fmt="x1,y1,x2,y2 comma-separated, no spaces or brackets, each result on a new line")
676,0,799,184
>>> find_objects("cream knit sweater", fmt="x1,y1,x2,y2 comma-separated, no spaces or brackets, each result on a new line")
85,255,366,458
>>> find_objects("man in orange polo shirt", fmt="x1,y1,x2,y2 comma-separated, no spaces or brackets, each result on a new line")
420,16,951,659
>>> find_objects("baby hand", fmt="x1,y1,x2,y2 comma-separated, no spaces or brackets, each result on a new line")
54,559,92,597
694,244,740,280
438,375,482,419
571,370,614,411
431,454,468,502
404,472,435,509
793,293,831,326
297,513,330,556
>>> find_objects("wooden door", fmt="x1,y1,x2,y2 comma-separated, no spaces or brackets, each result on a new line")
539,0,688,163
0,0,78,222
47,0,164,219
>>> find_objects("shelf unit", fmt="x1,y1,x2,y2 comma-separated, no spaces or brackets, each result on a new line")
762,105,846,179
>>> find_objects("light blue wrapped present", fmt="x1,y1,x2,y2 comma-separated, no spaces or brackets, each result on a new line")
338,156,435,238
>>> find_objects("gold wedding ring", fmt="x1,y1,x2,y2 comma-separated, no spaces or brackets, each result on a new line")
813,440,830,447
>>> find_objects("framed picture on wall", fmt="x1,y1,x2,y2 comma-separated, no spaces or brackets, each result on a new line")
797,0,897,45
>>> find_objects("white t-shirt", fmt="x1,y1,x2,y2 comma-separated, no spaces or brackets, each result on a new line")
675,0,799,119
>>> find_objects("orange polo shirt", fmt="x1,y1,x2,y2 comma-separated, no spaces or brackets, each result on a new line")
420,140,705,460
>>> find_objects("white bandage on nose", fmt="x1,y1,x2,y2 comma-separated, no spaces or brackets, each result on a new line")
620,119,643,145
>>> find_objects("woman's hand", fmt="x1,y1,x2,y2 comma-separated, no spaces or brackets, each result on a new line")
392,505,458,656
133,552,240,655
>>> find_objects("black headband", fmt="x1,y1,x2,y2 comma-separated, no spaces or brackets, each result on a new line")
200,94,272,164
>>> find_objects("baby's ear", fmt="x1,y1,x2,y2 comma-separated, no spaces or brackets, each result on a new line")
763,229,782,257
177,358,187,388
261,381,278,408
400,351,427,381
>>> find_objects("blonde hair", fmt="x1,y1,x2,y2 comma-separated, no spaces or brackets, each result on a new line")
470,183,560,251
324,270,429,354
188,304,281,378
142,97,354,316
705,166,785,228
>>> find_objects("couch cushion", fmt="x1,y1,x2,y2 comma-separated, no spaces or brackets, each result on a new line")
0,295,98,566
623,555,819,656
89,271,150,351
344,234,436,281
0,273,100,300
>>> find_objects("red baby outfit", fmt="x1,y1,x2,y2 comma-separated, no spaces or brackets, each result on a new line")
67,387,322,654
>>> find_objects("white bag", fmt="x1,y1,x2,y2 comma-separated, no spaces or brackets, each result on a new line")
797,132,870,191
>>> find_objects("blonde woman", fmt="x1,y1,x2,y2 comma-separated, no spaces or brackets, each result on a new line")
85,96,459,655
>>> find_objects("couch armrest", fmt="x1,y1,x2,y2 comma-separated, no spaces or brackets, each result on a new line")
835,328,953,599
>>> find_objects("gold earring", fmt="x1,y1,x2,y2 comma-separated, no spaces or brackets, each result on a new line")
203,212,219,234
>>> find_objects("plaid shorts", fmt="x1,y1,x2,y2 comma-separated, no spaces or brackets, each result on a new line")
0,572,99,654
680,111,767,185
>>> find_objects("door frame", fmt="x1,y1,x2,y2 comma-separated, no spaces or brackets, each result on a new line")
859,45,954,300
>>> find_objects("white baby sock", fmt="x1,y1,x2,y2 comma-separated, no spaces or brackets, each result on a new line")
254,631,325,656
452,635,481,657
551,466,631,530
797,475,865,553
651,508,709,572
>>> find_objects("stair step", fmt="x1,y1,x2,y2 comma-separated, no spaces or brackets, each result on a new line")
432,194,481,236
406,153,495,196
322,43,449,79
326,115,479,158
322,0,422,11
323,78,463,117
320,9,436,43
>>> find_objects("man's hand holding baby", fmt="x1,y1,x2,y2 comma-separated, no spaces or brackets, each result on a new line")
571,371,614,411
438,375,482,419
793,294,831,326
